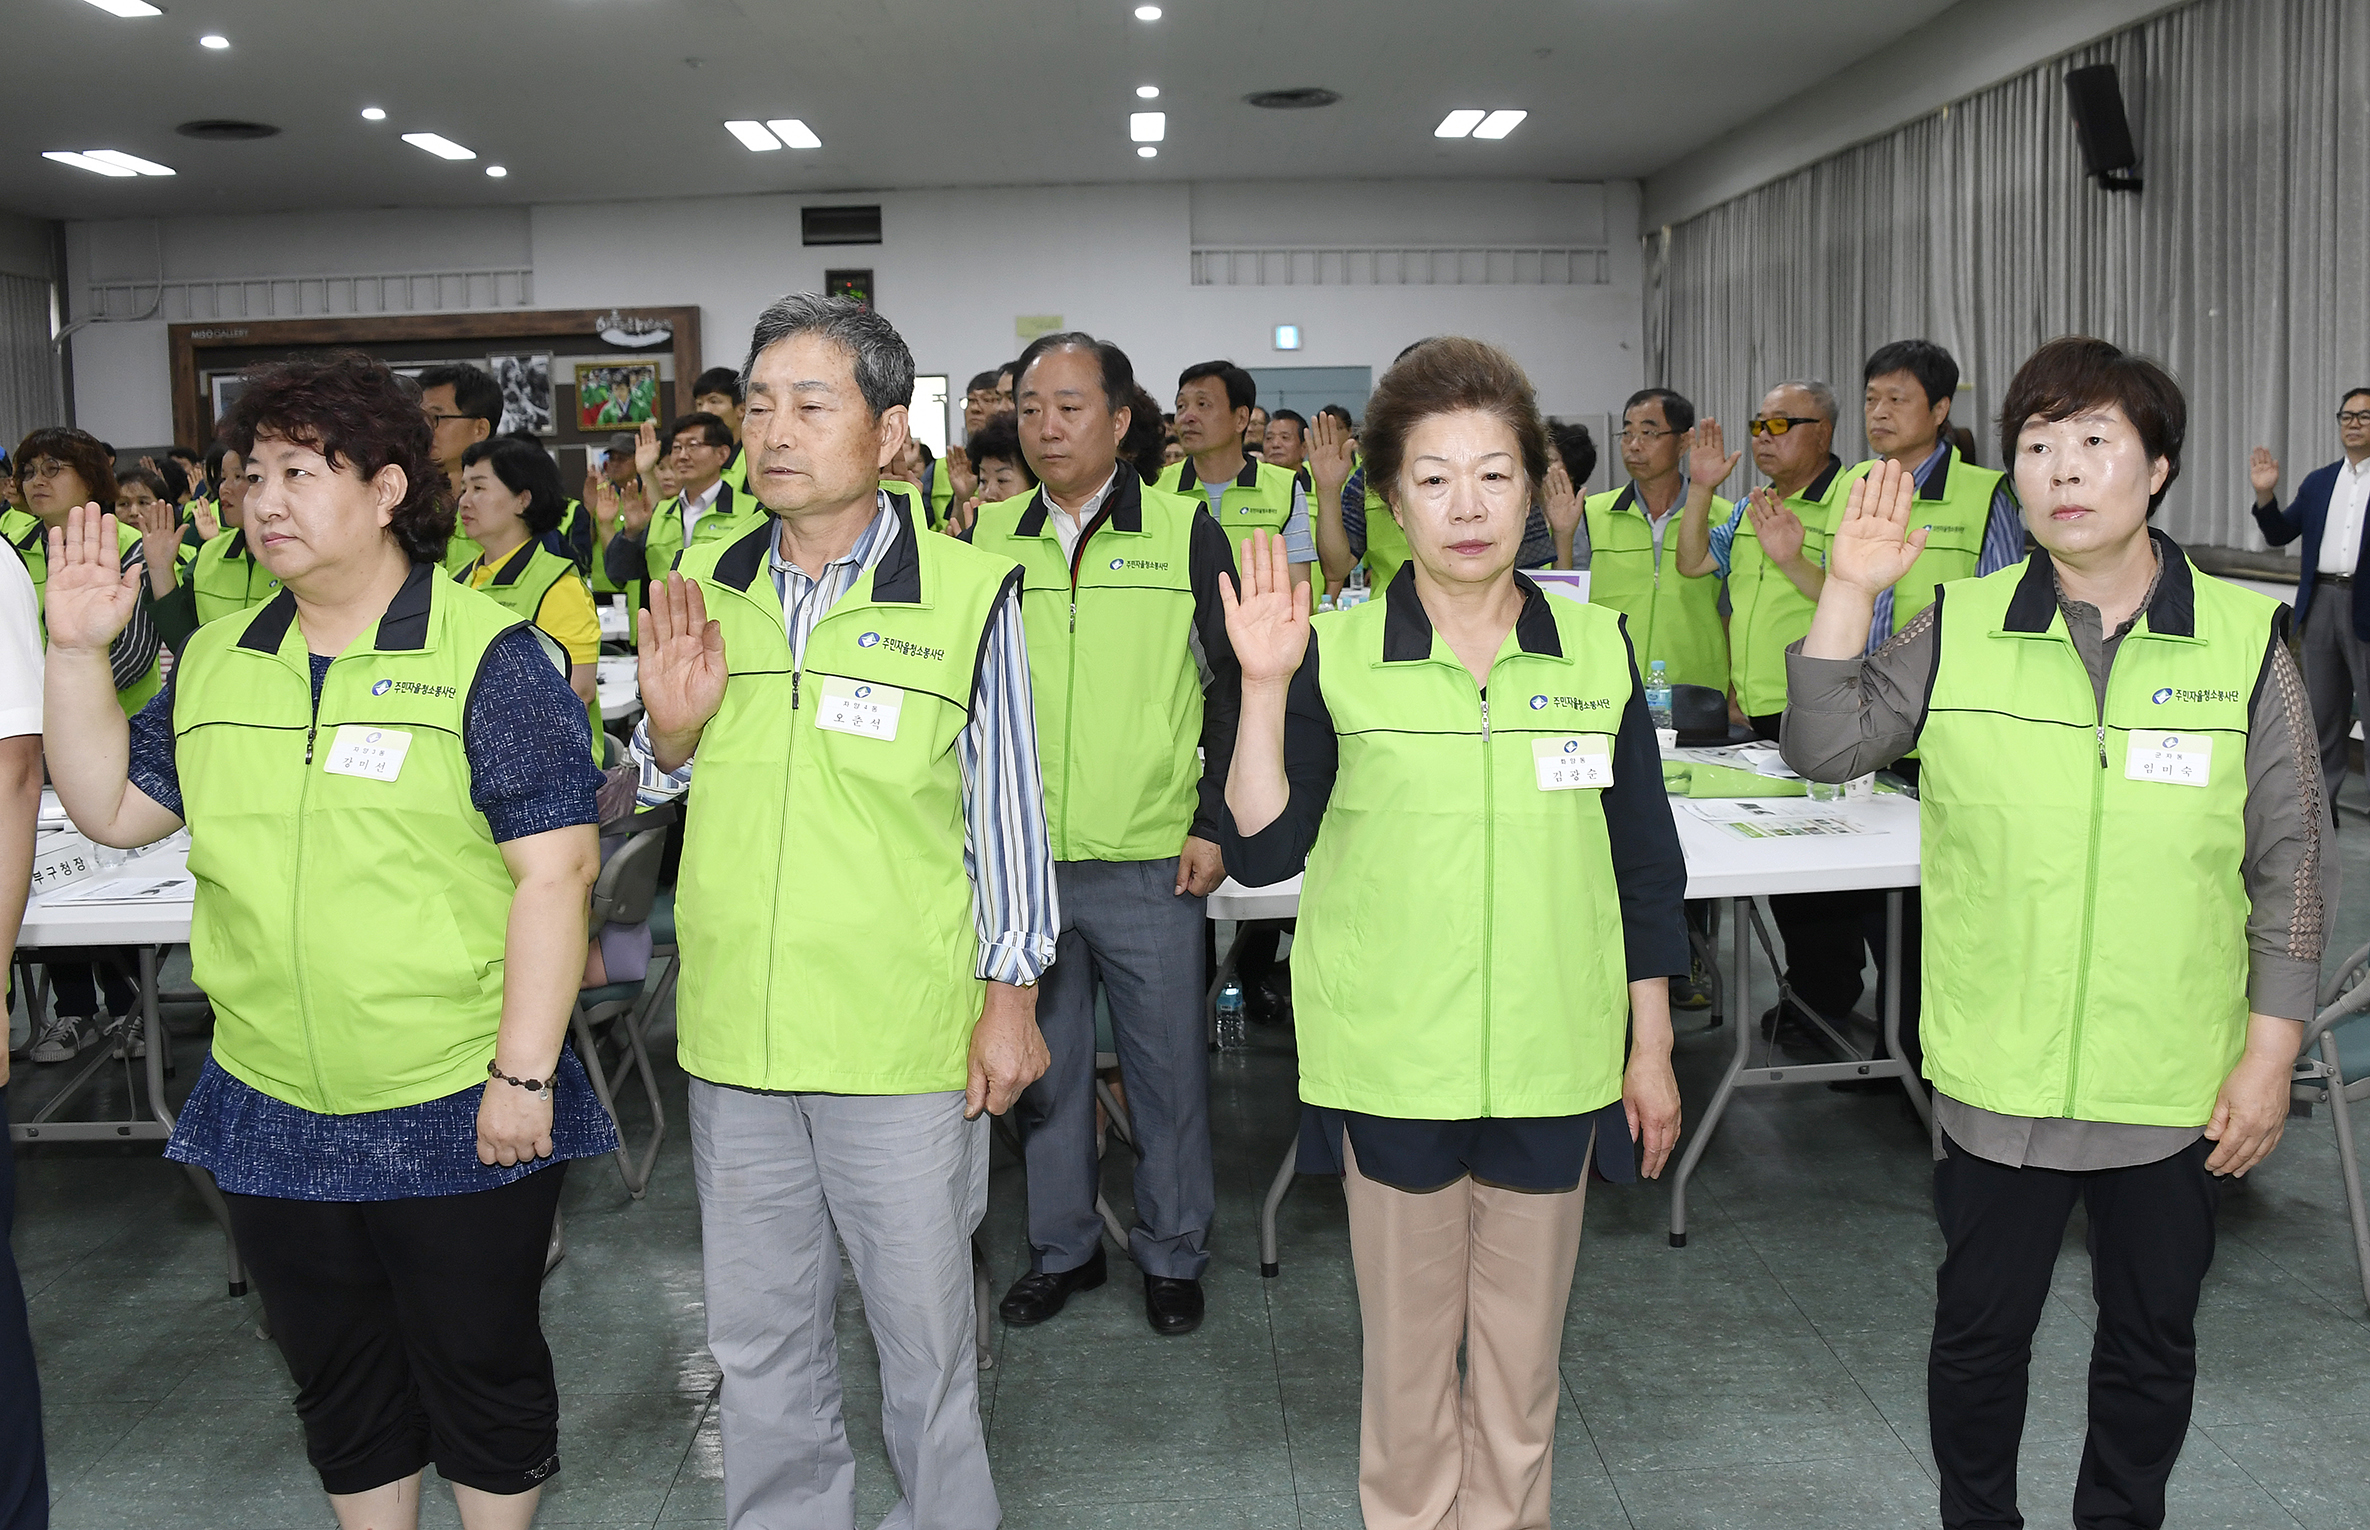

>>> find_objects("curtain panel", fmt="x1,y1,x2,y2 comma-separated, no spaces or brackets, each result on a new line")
0,273,61,456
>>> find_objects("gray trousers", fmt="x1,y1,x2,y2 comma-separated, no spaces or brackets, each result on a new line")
1016,857,1215,1280
690,1080,997,1530
2302,587,2370,799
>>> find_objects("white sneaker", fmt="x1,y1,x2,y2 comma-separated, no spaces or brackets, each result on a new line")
109,1016,148,1060
30,1014,95,1064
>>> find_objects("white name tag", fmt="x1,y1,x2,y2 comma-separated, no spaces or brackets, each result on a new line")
1534,735,1613,790
322,726,412,782
815,676,903,741
2125,731,2211,787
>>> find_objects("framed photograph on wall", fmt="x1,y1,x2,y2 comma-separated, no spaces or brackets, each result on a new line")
491,353,555,436
206,372,247,421
574,361,660,431
826,268,873,309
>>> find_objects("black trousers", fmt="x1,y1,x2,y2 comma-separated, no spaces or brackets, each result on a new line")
1929,1134,2219,1530
225,1164,567,1497
0,1088,48,1530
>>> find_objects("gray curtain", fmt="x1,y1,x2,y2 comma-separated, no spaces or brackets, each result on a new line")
0,274,62,455
1645,0,2370,550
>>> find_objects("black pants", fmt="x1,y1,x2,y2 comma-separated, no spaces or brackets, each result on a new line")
226,1164,567,1497
0,1088,47,1530
44,955,135,1023
1929,1134,2219,1530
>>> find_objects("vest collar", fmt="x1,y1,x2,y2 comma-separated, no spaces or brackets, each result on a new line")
1379,563,1565,662
1172,453,1259,494
1918,443,1955,502
485,539,540,587
5,514,39,554
1795,456,1843,505
236,559,440,656
708,492,925,604
1014,468,1145,538
1607,477,1686,518
223,528,249,561
2002,528,2194,639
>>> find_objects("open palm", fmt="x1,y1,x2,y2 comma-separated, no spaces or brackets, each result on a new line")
1826,460,1928,596
44,505,143,654
1219,529,1309,687
636,573,729,748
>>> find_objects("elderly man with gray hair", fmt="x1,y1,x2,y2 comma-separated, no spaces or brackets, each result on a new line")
627,292,1058,1528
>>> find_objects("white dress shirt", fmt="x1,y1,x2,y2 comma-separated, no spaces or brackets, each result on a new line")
2317,455,2370,575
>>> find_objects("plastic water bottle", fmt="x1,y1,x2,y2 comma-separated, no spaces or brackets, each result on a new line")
1216,980,1248,1052
1646,660,1672,732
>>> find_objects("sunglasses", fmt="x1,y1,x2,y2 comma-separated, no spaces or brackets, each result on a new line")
1747,416,1824,437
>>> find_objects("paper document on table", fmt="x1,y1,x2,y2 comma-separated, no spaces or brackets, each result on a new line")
1719,816,1866,840
48,874,196,907
1682,800,1874,838
1667,743,1799,779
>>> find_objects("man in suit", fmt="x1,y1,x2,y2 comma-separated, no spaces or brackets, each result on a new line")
2252,385,2370,799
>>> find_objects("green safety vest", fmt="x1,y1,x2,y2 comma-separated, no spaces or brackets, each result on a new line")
722,443,748,494
929,455,954,526
670,504,1025,1093
1361,475,1410,592
972,474,1207,862
3,508,163,713
1294,569,1634,1118
881,477,937,532
189,528,284,625
646,478,761,582
1918,538,2274,1126
173,566,526,1114
1829,444,2007,636
1583,484,1729,690
1727,459,1846,717
456,538,599,746
1158,454,1296,538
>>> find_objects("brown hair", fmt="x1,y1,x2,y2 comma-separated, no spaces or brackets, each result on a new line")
219,352,451,563
12,426,116,507
1359,337,1549,512
1996,336,2185,513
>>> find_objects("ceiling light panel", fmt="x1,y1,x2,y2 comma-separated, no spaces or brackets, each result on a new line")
401,132,476,160
1138,146,1157,158
1434,110,1484,139
1473,110,1527,139
1136,85,1160,99
43,152,138,177
83,149,176,176
80,0,163,16
724,120,781,151
485,165,508,178
1135,5,1161,18
361,107,386,121
1130,111,1165,143
764,118,821,149
199,33,229,48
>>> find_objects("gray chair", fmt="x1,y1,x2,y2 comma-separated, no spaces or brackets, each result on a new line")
572,820,678,1198
2293,937,2370,1309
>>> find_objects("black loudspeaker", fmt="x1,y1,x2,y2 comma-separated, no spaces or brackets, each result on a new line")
2065,64,2142,192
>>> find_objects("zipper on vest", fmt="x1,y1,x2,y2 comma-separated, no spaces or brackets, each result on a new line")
1478,687,1494,1112
294,676,330,1106
2064,698,2109,1112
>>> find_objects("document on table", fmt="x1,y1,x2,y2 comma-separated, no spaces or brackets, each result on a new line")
1681,799,1873,838
1666,743,1802,779
47,874,196,907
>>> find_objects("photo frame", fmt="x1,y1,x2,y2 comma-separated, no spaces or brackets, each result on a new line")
491,352,555,436
574,361,660,431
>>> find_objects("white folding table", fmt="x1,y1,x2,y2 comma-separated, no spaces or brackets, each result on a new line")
597,654,641,725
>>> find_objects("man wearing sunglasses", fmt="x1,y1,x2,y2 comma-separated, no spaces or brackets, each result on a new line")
2251,386,2370,801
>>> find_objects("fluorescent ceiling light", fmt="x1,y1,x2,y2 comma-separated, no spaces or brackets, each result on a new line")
1434,110,1485,139
43,151,138,177
1130,111,1165,143
1135,5,1161,18
199,33,229,48
764,118,822,149
1273,324,1301,350
83,149,176,176
1138,146,1157,158
485,165,508,178
724,120,780,151
401,132,476,160
79,0,163,16
1473,109,1526,140
1136,85,1160,99
361,107,386,121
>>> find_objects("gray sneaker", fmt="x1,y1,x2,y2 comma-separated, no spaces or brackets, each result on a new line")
109,1016,147,1060
30,1014,95,1063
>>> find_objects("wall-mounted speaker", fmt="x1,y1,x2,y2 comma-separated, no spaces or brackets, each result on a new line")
2065,64,2142,192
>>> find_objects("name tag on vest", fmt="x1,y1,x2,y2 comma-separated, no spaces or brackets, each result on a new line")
322,726,412,782
1533,736,1612,790
2125,731,2211,787
815,676,903,741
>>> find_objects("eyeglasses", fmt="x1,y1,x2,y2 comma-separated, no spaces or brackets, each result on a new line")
2339,410,2370,426
19,458,73,479
422,412,473,427
1615,428,1673,445
1748,416,1824,437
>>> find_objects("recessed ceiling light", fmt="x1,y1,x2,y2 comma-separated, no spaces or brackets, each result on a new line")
199,33,229,49
724,120,780,151
1134,5,1161,18
1137,85,1160,99
1138,146,1157,158
1130,111,1165,143
360,107,386,121
43,151,138,178
83,149,176,176
1434,110,1485,139
764,118,822,149
485,165,508,178
401,132,475,161
1473,109,1527,140
79,0,163,16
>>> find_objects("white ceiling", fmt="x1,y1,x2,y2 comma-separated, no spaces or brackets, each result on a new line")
6,0,1960,222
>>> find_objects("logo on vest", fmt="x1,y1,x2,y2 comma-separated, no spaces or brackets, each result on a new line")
854,684,872,698
2152,686,2239,705
371,679,392,695
369,679,457,699
858,632,880,648
1562,738,1580,753
1109,557,1171,571
1530,694,1610,713
858,632,946,661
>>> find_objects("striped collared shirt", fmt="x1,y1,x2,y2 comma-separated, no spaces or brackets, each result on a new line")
628,492,1059,984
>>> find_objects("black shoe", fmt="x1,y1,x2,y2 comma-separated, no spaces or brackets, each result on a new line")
1670,969,1713,1012
1143,1273,1204,1335
1246,973,1293,1028
998,1246,1107,1326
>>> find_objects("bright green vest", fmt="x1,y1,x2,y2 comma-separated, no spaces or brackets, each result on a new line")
929,455,954,525
1727,460,1846,717
1830,444,2007,635
972,476,1207,862
881,477,937,532
645,478,761,582
190,528,283,625
457,539,598,746
1361,476,1410,592
671,505,1025,1093
1158,454,1296,539
722,443,748,493
1295,572,1634,1118
3,508,163,714
1918,540,2272,1126
1583,485,1729,690
173,568,526,1114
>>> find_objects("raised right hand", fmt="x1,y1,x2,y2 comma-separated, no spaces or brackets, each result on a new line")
45,504,144,655
619,479,654,535
1542,460,1583,540
1745,486,1807,566
191,496,221,540
1826,459,1928,596
2249,446,2280,501
1218,528,1310,687
1308,412,1355,494
636,573,729,756
1687,417,1742,492
633,418,663,478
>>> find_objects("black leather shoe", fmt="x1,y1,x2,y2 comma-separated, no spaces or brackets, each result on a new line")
998,1247,1106,1326
1143,1273,1204,1335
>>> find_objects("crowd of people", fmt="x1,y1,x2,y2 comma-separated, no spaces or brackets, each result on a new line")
0,295,2352,1530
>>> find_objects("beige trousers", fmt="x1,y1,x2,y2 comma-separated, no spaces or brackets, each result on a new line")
1342,1136,1591,1530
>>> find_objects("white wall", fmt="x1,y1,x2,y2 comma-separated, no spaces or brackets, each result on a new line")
63,180,1643,446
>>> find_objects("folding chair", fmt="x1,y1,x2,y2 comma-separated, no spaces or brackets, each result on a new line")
2293,937,2370,1310
572,814,679,1198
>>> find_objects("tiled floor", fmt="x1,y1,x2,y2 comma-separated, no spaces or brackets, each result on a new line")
13,813,2370,1528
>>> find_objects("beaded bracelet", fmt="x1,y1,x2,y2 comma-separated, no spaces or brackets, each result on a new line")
487,1059,558,1094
